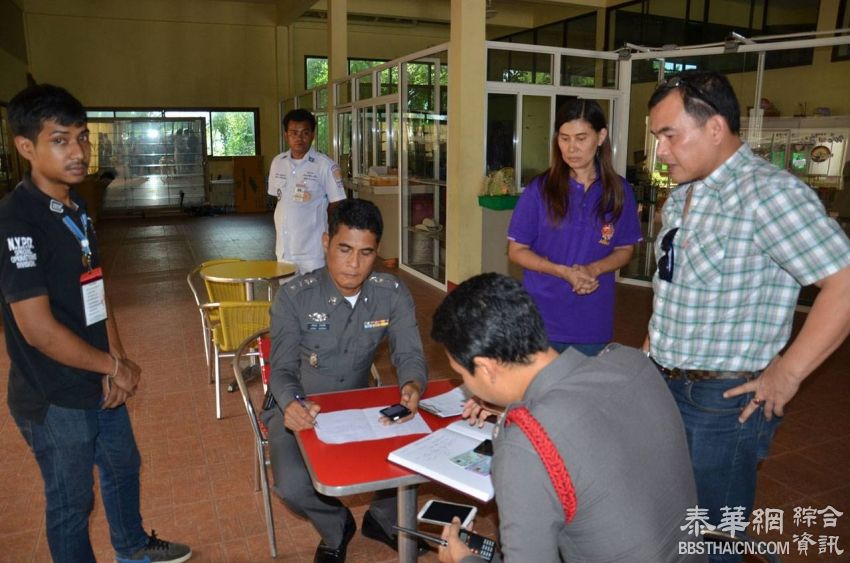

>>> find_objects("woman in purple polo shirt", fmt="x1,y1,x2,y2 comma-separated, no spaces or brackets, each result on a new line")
508,99,642,356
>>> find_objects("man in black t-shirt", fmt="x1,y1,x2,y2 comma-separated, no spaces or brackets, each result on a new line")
0,84,191,563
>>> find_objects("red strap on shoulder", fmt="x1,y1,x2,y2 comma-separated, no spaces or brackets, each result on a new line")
505,406,577,523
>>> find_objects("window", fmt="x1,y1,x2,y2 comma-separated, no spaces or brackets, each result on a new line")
305,56,389,89
606,0,819,82
86,108,259,157
495,11,597,50
306,57,329,89
492,12,599,86
487,50,552,84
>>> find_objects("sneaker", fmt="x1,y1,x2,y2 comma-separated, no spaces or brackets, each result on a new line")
116,530,192,563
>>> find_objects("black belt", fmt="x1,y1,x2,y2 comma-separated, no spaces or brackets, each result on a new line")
650,358,756,381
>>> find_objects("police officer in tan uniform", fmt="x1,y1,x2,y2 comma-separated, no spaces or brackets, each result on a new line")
264,199,428,562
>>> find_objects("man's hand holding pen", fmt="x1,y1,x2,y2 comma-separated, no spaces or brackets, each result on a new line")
283,393,321,432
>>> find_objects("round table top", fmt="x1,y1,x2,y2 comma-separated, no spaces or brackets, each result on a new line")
200,260,296,283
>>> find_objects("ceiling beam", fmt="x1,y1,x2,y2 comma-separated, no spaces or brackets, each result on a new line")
277,0,319,25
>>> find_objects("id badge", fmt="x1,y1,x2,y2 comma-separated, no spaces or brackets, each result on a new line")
81,267,108,326
292,182,311,203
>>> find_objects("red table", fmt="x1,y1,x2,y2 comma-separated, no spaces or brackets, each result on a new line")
295,379,461,562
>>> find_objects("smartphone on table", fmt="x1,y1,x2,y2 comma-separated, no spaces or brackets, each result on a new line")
417,499,477,528
380,403,412,422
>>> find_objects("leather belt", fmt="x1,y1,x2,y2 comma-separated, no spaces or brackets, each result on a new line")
650,358,756,381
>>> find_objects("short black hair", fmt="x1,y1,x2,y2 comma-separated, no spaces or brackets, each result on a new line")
8,83,87,142
328,198,383,242
648,70,741,134
283,109,316,132
431,273,549,374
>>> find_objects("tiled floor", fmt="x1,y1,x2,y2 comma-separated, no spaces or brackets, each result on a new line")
0,212,847,562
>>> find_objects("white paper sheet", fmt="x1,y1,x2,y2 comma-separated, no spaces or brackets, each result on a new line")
418,385,472,418
314,406,433,444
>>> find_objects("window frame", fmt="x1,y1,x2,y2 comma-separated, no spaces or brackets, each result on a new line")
833,0,850,61
84,106,260,159
304,55,390,90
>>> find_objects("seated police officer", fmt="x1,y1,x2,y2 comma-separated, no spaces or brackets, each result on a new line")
264,199,428,562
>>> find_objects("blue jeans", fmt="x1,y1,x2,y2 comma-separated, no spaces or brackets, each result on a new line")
13,404,148,563
550,341,607,356
665,376,782,562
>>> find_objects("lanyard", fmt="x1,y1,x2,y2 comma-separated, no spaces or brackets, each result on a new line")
62,212,93,270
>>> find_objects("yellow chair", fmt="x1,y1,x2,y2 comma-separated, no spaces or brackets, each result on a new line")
187,258,243,378
204,270,249,303
203,301,270,419
232,328,277,559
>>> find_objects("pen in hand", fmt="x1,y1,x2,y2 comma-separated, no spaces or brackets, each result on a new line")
294,393,320,428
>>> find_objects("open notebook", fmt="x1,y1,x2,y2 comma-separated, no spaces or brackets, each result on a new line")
388,420,496,502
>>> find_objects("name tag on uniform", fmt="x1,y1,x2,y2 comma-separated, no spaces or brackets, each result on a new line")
307,323,329,331
293,182,311,203
81,267,107,326
363,319,389,329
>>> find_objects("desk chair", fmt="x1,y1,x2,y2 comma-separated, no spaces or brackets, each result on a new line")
232,328,278,559
187,258,242,379
203,301,270,419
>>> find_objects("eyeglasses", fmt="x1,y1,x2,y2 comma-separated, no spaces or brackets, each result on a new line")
657,227,679,283
664,76,720,114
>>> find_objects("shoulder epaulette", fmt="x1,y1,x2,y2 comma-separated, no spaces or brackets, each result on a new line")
284,273,320,295
367,272,400,290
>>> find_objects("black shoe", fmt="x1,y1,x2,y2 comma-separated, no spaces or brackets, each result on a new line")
314,510,357,563
361,510,430,556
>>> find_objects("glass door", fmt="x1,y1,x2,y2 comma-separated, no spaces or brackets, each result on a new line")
91,117,206,212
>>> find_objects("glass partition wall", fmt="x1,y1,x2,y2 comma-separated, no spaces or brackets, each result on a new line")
485,40,627,187
623,31,850,291
401,54,448,283
283,31,850,293
89,117,206,212
285,45,449,287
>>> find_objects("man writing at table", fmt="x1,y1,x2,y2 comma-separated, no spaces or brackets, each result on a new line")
264,198,429,562
431,274,699,562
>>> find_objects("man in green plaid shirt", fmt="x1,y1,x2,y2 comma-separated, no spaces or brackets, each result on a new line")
645,70,850,560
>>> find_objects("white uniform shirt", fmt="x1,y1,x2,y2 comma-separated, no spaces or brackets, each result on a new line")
268,147,346,274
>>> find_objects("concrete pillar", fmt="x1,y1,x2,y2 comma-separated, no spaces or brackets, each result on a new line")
446,0,486,288
275,24,291,154
327,0,348,152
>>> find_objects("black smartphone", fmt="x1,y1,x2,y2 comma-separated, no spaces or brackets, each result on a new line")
392,525,496,561
473,439,493,456
380,403,412,421
460,529,497,561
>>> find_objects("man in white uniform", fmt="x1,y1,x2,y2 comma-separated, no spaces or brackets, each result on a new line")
268,109,346,274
